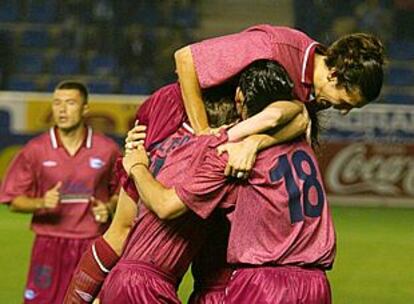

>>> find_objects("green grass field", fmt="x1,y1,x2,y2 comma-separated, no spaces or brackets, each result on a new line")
1,205,413,303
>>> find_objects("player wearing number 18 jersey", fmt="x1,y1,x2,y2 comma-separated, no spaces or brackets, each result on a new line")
225,138,335,303
174,75,335,304
177,128,335,304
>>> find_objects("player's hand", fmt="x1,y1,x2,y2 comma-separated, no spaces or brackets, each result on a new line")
124,122,147,151
217,139,259,179
91,197,110,223
43,181,62,208
122,145,149,176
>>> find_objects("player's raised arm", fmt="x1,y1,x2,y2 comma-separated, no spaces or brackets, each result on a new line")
174,46,209,134
226,100,305,141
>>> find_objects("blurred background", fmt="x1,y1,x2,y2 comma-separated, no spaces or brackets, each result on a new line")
0,0,413,303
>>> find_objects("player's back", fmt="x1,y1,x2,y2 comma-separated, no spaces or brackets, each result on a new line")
227,138,336,269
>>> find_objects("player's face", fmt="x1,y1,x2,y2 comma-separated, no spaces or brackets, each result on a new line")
52,89,88,132
314,78,364,115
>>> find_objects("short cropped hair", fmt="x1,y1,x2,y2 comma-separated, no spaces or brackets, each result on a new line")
55,80,89,104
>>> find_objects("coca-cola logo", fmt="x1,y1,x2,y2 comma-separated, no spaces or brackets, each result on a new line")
326,143,414,196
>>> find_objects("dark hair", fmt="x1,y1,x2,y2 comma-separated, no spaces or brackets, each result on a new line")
240,59,322,148
55,80,89,103
204,98,239,128
238,60,294,117
202,79,239,128
203,59,322,147
202,74,240,128
325,33,385,102
305,103,322,149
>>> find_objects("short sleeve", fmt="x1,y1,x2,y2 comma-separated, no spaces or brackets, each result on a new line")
175,146,234,219
0,148,35,203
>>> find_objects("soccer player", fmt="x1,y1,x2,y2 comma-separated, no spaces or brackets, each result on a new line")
174,25,385,176
175,24,384,122
0,81,121,304
63,60,307,303
124,63,334,303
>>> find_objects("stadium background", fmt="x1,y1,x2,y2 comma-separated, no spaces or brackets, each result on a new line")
0,0,413,303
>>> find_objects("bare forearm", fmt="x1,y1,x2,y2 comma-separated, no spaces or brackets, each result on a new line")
103,190,137,255
244,113,308,151
9,195,44,213
130,166,186,220
175,46,209,133
227,101,303,141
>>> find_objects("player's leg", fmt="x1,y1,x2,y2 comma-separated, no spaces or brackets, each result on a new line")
63,190,137,303
23,235,92,303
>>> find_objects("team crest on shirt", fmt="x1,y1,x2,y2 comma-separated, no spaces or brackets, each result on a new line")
42,160,57,167
89,157,105,169
24,289,36,300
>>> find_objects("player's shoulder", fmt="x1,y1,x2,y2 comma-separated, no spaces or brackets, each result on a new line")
197,132,228,150
169,132,227,165
151,82,181,98
258,138,311,161
14,131,50,159
252,24,317,48
24,131,51,150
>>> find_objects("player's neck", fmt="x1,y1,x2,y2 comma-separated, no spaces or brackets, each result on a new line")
57,124,86,156
313,54,329,97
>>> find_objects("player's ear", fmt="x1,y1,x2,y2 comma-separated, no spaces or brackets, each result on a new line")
235,87,245,105
82,103,90,116
327,68,338,83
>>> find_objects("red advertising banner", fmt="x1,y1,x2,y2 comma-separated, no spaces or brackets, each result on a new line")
318,141,414,207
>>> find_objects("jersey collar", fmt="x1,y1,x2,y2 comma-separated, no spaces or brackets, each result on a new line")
301,41,319,86
49,126,93,150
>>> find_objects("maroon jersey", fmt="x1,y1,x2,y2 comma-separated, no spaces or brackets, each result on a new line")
119,126,218,281
0,127,121,239
117,82,187,202
121,123,194,202
175,132,236,220
176,134,336,269
135,82,186,152
227,139,336,268
191,25,320,101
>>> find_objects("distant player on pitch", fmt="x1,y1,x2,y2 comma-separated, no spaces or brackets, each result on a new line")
0,80,120,303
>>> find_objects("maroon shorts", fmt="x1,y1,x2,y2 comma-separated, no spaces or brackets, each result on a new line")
100,260,180,304
224,266,331,304
23,235,94,303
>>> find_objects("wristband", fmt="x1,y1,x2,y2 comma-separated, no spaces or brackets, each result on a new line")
128,162,147,176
